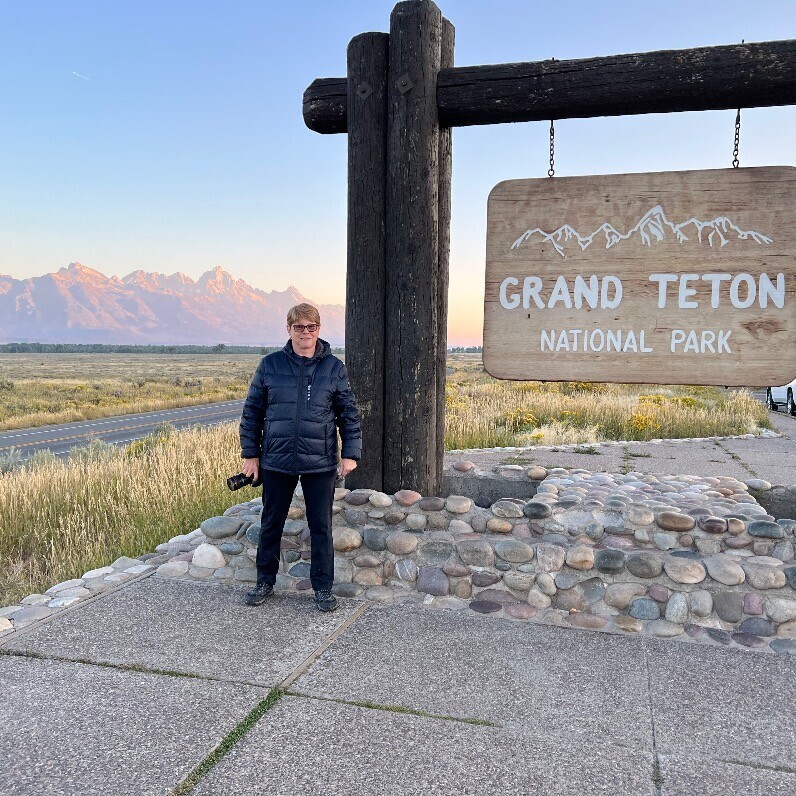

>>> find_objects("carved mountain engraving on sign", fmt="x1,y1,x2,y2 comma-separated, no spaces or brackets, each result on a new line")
511,205,773,257
484,167,796,386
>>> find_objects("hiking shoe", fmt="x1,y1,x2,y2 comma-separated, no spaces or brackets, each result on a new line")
245,582,274,606
314,589,338,613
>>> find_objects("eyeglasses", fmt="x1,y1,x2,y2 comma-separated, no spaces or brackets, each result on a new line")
291,324,319,333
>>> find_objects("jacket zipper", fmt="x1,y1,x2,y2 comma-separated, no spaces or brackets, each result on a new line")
292,359,305,473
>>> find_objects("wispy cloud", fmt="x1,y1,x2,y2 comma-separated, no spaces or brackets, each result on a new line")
72,71,92,81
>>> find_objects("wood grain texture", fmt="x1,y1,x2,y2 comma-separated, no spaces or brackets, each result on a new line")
345,33,389,491
384,0,442,494
435,16,454,493
302,40,796,133
484,167,796,386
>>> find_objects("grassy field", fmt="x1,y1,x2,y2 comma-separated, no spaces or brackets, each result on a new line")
0,423,258,607
0,353,261,430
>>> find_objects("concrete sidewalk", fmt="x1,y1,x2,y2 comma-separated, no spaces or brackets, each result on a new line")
1,576,794,796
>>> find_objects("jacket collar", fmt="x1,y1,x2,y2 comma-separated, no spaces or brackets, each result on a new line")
283,338,331,365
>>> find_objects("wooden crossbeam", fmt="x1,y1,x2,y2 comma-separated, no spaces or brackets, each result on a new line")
304,39,796,133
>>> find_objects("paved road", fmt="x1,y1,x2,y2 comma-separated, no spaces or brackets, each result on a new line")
0,400,245,461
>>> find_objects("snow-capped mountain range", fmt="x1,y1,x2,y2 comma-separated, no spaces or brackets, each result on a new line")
0,263,345,345
511,205,773,257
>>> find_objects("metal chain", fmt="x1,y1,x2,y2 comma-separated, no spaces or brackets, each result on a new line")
548,119,555,177
732,109,741,168
732,40,744,169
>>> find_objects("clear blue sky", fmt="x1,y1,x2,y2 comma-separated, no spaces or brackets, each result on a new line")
1,0,794,344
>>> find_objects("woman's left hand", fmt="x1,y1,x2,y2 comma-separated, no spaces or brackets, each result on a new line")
338,458,357,478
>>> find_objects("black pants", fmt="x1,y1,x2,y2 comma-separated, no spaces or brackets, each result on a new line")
256,468,337,591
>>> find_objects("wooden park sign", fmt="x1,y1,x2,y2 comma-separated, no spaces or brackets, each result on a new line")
485,167,796,386
304,0,796,494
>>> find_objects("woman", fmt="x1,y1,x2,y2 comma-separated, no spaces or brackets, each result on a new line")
239,303,361,612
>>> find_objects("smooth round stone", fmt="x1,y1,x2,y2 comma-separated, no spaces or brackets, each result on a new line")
333,527,362,552
747,521,785,540
505,603,539,620
191,543,226,569
745,478,772,492
536,573,556,596
469,600,502,613
679,534,694,548
200,516,243,540
540,533,570,546
648,620,684,637
523,501,553,520
394,489,422,507
82,566,115,580
366,586,396,603
334,488,349,501
685,624,707,640
615,615,643,633
472,571,501,587
527,466,548,480
446,496,472,514
656,511,695,533
725,518,747,535
282,519,305,537
393,560,418,582
594,549,625,574
770,638,796,653
743,593,764,615
665,593,689,623
663,557,706,585
706,627,733,645
449,519,474,535
417,567,449,596
345,492,371,506
491,500,524,519
495,540,535,564
282,549,300,564
457,539,494,568
475,588,520,605
219,541,243,555
555,589,585,611
698,516,729,534
417,497,445,512
625,506,655,526
288,562,311,579
648,584,670,602
714,592,744,623
566,613,608,630
386,532,419,555
688,590,713,617
554,572,578,590
384,511,406,525
512,522,532,539
333,583,363,598
503,571,536,592
353,568,383,586
495,561,511,572
443,562,470,578
605,583,647,610
363,528,391,551
629,598,660,620
653,533,676,551
535,543,566,572
157,561,189,577
453,579,472,598
453,460,475,472
342,509,367,526
765,597,796,623
742,563,787,590
704,555,745,586
785,567,796,589
773,541,795,562
738,617,775,636
401,513,426,531
565,545,595,571
732,632,768,648
368,492,392,508
354,553,382,568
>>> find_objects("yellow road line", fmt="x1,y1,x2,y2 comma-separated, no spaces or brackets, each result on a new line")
0,409,240,452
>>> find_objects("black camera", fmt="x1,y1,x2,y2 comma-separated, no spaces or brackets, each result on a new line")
227,472,263,491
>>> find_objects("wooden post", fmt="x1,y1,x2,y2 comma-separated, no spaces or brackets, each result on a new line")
435,17,454,492
384,0,443,494
345,32,389,491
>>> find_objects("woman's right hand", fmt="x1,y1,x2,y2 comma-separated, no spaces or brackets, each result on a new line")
242,457,259,481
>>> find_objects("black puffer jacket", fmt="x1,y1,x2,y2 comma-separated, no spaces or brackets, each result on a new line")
239,339,361,474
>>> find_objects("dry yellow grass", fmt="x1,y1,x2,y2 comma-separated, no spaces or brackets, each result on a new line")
0,423,255,607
